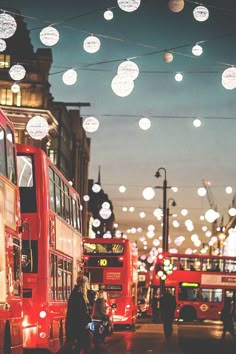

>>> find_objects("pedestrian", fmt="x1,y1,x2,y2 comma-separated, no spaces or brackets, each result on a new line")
160,289,176,340
65,275,91,354
92,290,110,342
220,297,236,340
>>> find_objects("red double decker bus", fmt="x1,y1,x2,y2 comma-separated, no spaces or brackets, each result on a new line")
16,144,83,353
83,237,138,328
0,110,22,354
151,252,236,321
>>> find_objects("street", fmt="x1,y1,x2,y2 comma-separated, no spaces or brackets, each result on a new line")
97,320,236,354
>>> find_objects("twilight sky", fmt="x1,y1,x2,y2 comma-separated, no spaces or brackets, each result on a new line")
5,0,236,255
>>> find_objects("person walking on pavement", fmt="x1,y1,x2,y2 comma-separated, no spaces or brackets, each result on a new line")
65,274,91,354
160,288,176,340
220,297,236,340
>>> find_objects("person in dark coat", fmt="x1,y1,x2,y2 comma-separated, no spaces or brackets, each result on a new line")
221,297,236,340
160,289,176,340
65,275,91,354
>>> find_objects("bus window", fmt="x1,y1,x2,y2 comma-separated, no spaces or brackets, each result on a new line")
179,257,201,271
22,240,38,273
202,258,223,272
49,167,56,212
201,289,222,302
55,174,61,216
13,239,21,297
224,259,236,273
17,155,37,213
6,126,17,185
0,126,6,177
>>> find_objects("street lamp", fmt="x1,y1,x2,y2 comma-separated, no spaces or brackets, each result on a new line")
166,198,177,250
155,167,169,252
155,167,172,295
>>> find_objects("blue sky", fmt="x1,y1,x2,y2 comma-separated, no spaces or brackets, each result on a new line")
5,0,236,254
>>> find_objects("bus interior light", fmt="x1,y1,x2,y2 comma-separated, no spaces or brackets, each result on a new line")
118,256,124,261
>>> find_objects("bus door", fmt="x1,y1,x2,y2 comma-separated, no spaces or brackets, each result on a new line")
225,289,236,320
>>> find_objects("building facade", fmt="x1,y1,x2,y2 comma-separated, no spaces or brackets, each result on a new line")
0,9,90,236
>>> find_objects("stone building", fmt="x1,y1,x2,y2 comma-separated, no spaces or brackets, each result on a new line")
0,9,90,236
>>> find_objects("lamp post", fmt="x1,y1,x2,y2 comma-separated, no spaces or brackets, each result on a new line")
155,167,171,295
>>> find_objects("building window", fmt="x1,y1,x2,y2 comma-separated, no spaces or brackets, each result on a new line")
0,54,10,68
0,89,13,105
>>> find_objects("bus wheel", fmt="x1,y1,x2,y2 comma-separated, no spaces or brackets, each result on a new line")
4,321,12,354
179,306,196,322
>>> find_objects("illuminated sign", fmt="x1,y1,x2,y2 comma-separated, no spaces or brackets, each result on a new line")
84,256,123,267
99,258,108,267
179,282,200,288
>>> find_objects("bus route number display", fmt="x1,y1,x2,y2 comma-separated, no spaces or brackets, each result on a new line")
99,258,108,266
84,257,123,267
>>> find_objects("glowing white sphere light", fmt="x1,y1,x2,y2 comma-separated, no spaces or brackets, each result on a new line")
93,219,101,228
192,44,203,56
117,60,139,80
175,73,183,81
26,116,49,140
82,117,99,133
11,83,20,93
193,6,209,22
62,69,77,85
142,187,155,200
139,117,151,130
104,10,114,20
225,186,233,194
0,13,17,39
222,67,236,90
197,187,206,196
99,208,112,219
111,75,134,97
92,184,101,193
83,35,101,53
119,185,126,193
0,38,6,52
117,0,141,12
40,26,59,46
193,118,201,127
205,209,219,223
9,64,26,81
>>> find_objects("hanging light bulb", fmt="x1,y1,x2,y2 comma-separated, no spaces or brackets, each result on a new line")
9,64,26,81
62,69,77,85
0,13,17,39
163,52,173,63
117,0,141,12
139,117,151,130
0,38,6,52
117,60,139,80
83,35,101,53
192,44,203,56
82,117,99,133
193,6,209,22
26,116,49,140
104,9,114,20
222,67,236,90
168,0,185,13
175,73,183,81
193,118,201,127
40,26,60,46
11,83,20,93
111,75,134,97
